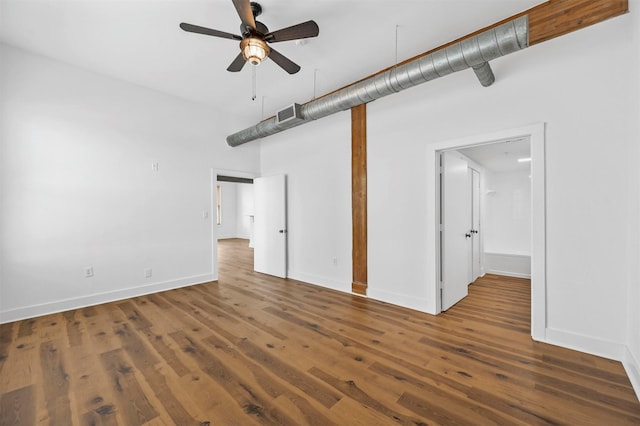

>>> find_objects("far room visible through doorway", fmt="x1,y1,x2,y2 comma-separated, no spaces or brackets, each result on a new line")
426,123,546,341
439,138,532,310
212,170,256,280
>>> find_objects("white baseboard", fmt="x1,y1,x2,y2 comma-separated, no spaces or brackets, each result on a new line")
485,269,531,279
287,273,432,314
287,270,351,294
0,274,215,324
623,346,640,402
544,328,639,402
367,288,432,314
484,252,531,279
544,327,626,361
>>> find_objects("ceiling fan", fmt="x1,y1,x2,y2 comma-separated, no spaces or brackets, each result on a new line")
180,0,319,74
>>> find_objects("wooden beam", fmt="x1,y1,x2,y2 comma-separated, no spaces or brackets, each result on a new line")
351,104,367,296
528,0,628,45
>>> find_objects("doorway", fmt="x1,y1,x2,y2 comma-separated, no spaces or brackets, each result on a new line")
211,170,256,281
439,138,532,311
427,123,546,341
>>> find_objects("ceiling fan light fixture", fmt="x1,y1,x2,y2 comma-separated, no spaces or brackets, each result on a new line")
241,37,269,66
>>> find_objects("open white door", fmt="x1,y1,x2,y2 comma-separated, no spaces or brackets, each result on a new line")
441,151,471,310
254,174,287,278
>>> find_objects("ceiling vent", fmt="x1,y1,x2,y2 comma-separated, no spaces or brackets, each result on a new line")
276,103,303,125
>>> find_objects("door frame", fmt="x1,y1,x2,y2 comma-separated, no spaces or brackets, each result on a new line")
469,167,481,283
427,123,546,341
211,168,257,281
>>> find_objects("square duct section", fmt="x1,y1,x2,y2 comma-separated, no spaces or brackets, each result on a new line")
276,103,303,125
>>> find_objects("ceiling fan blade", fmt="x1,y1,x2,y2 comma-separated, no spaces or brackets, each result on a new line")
232,0,256,33
268,47,301,74
265,20,319,43
180,23,242,40
227,52,246,72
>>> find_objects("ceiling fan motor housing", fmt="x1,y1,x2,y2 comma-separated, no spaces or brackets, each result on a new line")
250,2,262,18
240,20,268,37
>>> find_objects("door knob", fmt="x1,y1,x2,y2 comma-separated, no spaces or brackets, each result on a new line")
465,233,472,238
279,229,287,233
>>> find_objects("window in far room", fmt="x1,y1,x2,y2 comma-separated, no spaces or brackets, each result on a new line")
216,185,222,225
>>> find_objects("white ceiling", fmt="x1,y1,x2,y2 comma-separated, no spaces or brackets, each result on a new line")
0,0,542,122
459,138,531,173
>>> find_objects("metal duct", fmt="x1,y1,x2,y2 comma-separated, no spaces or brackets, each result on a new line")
472,62,495,87
227,15,528,147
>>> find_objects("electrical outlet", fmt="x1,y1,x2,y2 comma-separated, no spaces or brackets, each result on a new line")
84,266,94,278
332,257,338,266
144,268,152,278
202,211,209,219
152,162,159,172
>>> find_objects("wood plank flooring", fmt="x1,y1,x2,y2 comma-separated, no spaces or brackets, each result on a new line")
1,238,639,425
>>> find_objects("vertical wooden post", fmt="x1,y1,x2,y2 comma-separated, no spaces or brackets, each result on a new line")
351,104,367,295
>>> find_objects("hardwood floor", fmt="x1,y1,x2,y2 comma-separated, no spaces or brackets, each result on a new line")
1,238,639,425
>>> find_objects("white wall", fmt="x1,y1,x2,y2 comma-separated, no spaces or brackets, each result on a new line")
260,112,352,292
0,44,260,322
216,181,239,239
216,181,254,240
484,169,531,255
483,169,531,278
624,0,640,398
259,9,639,368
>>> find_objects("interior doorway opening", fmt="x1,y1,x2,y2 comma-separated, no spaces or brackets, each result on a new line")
215,175,255,246
428,123,546,341
211,170,256,281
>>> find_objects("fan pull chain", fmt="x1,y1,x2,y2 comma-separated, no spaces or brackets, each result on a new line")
313,69,318,99
252,66,257,101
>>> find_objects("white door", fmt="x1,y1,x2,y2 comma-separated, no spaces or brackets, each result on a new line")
471,169,481,282
441,151,471,310
254,174,287,278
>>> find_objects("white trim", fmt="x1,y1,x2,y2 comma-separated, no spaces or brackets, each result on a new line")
0,274,215,324
367,288,431,313
211,169,218,280
623,347,640,401
484,252,531,258
287,270,351,294
545,327,626,361
484,270,531,279
427,123,546,340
